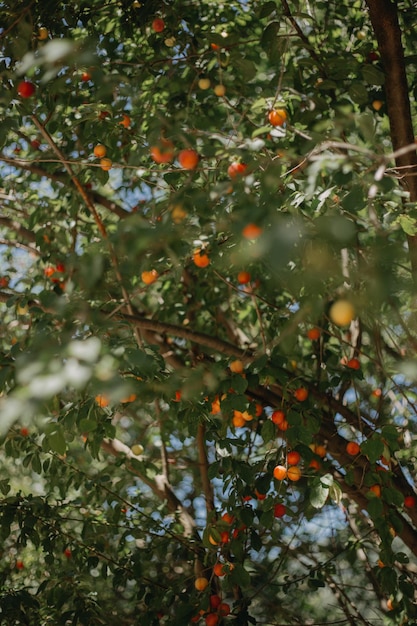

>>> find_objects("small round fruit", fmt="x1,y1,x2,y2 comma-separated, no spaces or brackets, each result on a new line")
287,465,302,481
307,327,320,341
346,441,361,456
119,114,131,128
81,71,92,82
16,560,24,570
221,512,234,524
152,18,165,32
17,80,36,98
131,444,144,456
232,413,245,428
64,548,72,558
194,577,209,591
0,276,9,288
273,465,287,481
178,148,199,169
214,84,226,96
95,394,110,407
230,359,244,374
218,603,230,617
369,484,381,497
346,357,360,370
193,249,210,268
271,410,285,425
268,108,287,126
213,562,225,577
314,444,327,458
210,595,221,610
93,144,107,158
237,270,251,284
294,387,308,402
164,36,176,47
205,614,219,626
198,77,211,90
20,427,29,437
404,495,416,508
329,299,355,326
273,503,286,518
287,450,301,466
150,139,175,164
38,27,48,40
228,161,247,178
372,100,383,111
356,30,366,40
141,269,159,285
242,223,262,239
100,158,112,171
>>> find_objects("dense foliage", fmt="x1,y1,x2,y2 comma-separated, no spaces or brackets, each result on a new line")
1,1,417,624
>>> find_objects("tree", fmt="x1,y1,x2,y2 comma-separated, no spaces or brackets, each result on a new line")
1,0,417,624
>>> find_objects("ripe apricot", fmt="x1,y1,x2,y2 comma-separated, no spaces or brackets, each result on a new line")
141,269,159,285
307,327,320,340
287,451,301,465
232,413,246,427
271,410,285,425
194,577,209,591
287,466,302,481
214,84,226,96
150,139,175,164
178,148,199,169
369,484,381,497
218,603,230,617
95,394,110,408
346,441,360,456
309,458,321,470
193,249,210,268
230,359,244,374
198,77,211,90
329,299,355,326
372,100,383,111
93,144,107,158
38,27,48,40
242,223,262,239
294,387,308,402
213,562,225,577
268,108,287,126
211,396,221,415
314,444,327,458
221,512,234,524
404,495,416,508
119,113,131,128
237,270,251,284
273,465,287,481
100,158,112,171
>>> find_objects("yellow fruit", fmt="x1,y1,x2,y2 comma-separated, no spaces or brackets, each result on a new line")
372,100,383,111
194,577,209,591
131,444,144,455
198,78,211,90
171,205,187,223
38,27,48,40
230,359,244,374
329,299,355,326
214,84,226,96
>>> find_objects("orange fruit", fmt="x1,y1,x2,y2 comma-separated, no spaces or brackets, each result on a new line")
287,465,302,481
178,148,199,169
213,562,225,577
232,413,245,427
254,489,266,500
372,100,383,111
237,270,251,284
346,441,360,456
38,27,49,40
369,484,381,497
100,158,112,171
279,419,289,431
81,71,92,82
294,387,308,402
121,394,137,403
218,603,230,617
141,269,159,285
205,613,219,626
242,223,262,239
287,450,301,465
214,84,226,96
230,359,244,373
221,512,234,524
309,458,321,470
95,394,110,407
314,444,327,458
93,144,107,158
307,327,320,340
193,249,210,268
210,396,221,415
119,114,131,128
273,465,287,481
150,139,175,164
194,577,209,591
346,357,360,370
268,108,287,126
198,77,211,90
271,410,285,425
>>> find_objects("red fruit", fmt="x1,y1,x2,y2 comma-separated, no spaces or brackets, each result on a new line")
152,18,165,32
0,276,9,288
307,327,320,340
221,512,234,524
30,139,41,150
237,270,251,284
274,503,286,518
17,81,35,98
44,266,55,278
404,495,416,508
64,548,72,558
218,602,230,617
16,560,24,570
178,148,199,170
346,357,361,370
81,71,92,82
210,594,221,610
287,450,301,465
20,427,29,437
55,262,65,273
205,614,219,626
228,161,247,178
268,108,287,126
220,530,229,543
294,387,308,402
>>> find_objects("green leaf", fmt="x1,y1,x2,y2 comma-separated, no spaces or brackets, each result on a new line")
397,214,417,236
309,478,329,509
360,438,384,463
46,429,67,456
